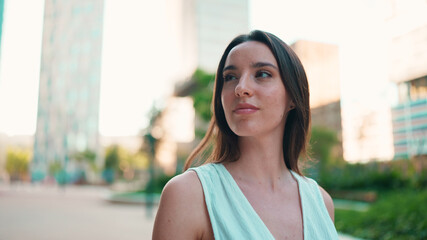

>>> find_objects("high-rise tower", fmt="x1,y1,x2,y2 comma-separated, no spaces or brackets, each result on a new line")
0,0,4,53
32,0,104,182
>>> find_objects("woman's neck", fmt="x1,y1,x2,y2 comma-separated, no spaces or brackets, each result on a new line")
225,135,292,191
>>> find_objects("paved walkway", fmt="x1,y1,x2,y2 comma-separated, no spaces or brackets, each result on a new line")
0,183,156,240
0,182,362,240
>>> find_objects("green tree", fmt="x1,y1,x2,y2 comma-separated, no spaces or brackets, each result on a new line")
310,126,339,165
104,145,120,170
103,145,149,182
71,149,98,183
103,145,120,184
48,161,63,176
48,160,67,185
189,69,215,123
5,148,31,181
308,126,341,180
73,149,97,170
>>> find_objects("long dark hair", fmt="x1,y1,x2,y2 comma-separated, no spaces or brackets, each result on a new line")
184,30,310,175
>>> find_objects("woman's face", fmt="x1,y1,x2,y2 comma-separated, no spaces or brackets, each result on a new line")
221,41,293,138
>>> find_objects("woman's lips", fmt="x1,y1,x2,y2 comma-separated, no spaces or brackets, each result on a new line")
233,103,259,114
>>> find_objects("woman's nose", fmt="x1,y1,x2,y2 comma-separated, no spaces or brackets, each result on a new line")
235,74,253,97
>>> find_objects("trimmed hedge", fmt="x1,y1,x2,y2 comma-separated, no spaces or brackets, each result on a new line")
318,158,427,191
335,190,427,240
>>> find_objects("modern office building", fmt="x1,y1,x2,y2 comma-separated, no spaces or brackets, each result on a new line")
291,41,343,161
32,0,104,182
390,25,427,159
0,0,5,179
291,40,342,151
386,0,427,159
0,0,4,53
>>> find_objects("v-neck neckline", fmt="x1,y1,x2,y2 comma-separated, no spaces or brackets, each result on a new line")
218,163,305,240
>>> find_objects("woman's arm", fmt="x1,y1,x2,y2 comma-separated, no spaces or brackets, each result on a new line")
319,186,335,222
152,171,211,240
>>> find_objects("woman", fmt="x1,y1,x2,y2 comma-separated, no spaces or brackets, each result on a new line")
152,30,338,239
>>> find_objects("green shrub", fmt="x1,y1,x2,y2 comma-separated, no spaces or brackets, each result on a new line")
319,158,427,192
336,189,427,240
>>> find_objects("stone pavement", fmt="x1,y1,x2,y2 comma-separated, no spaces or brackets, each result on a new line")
0,182,362,240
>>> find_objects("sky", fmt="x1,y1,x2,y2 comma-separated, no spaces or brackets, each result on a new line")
0,0,43,136
0,0,404,137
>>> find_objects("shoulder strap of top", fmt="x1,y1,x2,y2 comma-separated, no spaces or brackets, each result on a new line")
291,172,339,239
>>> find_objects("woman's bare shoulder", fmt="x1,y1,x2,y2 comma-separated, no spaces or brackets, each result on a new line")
160,171,205,209
153,170,210,240
163,170,202,197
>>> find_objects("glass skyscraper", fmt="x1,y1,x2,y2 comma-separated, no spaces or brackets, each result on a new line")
32,0,104,182
0,0,4,61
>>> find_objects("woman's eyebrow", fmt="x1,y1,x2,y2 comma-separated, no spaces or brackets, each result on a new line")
223,62,277,72
252,62,277,69
223,65,236,72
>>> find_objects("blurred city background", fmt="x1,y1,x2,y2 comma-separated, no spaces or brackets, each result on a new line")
0,0,426,239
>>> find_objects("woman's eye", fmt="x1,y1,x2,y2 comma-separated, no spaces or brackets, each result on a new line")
223,74,237,82
256,71,271,78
